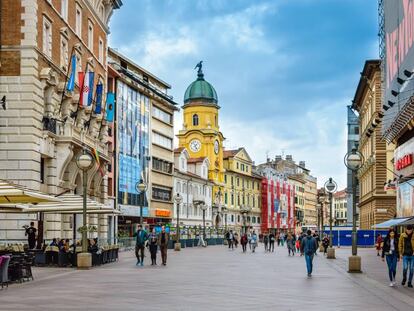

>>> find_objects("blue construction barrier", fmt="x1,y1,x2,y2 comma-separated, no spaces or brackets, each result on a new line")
322,228,388,247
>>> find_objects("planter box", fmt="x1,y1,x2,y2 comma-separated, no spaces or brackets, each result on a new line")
186,239,194,247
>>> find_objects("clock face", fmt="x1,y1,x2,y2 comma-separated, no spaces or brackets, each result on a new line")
189,139,201,152
214,140,219,154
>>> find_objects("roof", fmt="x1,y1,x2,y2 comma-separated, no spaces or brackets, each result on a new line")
184,66,218,104
223,149,241,159
333,189,347,198
352,59,381,111
187,157,207,164
174,147,185,154
174,168,212,183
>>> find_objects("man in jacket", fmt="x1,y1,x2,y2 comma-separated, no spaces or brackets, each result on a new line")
157,226,170,266
134,224,148,266
398,225,414,287
301,230,318,277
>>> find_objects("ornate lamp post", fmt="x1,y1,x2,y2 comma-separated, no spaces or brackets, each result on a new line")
344,148,364,272
240,205,251,234
324,177,337,259
136,179,147,226
76,148,94,269
174,193,183,251
200,204,207,240
222,205,228,232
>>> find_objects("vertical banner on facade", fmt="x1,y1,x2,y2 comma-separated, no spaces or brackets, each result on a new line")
95,83,103,114
106,92,115,122
397,180,414,217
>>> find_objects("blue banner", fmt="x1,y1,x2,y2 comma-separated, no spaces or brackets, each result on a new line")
66,54,76,92
106,92,115,122
274,199,279,213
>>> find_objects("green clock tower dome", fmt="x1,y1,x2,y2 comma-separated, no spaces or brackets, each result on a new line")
183,61,218,104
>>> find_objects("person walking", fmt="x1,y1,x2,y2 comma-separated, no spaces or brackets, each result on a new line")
269,232,275,252
287,232,295,256
241,233,248,253
228,230,234,250
250,231,258,253
148,228,158,266
277,233,281,247
134,224,148,266
301,230,318,277
398,225,414,287
263,233,269,252
376,233,383,256
382,228,399,287
295,238,301,253
157,226,169,266
25,222,37,250
322,234,329,256
234,232,239,248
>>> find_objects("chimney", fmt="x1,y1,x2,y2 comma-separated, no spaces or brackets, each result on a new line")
275,155,282,162
299,161,305,168
286,155,293,162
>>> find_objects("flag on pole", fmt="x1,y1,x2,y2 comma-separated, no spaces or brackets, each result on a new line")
92,148,105,176
87,72,95,106
105,92,115,122
66,54,76,92
79,72,94,107
95,84,103,114
78,72,85,107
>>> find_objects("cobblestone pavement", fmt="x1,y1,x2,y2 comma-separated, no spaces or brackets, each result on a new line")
1,244,414,311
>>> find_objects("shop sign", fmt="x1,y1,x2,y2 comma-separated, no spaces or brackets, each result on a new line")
395,154,413,171
155,209,171,217
394,137,414,177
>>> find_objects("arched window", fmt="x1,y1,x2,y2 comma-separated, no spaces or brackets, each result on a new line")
193,114,199,126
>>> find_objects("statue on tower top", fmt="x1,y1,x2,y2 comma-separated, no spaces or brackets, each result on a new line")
194,61,204,79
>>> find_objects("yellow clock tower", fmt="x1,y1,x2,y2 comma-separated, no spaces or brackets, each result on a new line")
177,62,225,189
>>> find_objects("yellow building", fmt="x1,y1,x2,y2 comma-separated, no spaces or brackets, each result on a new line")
222,148,262,233
177,63,226,212
352,60,396,229
288,175,306,231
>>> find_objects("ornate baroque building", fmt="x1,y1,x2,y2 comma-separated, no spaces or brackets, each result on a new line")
0,0,122,243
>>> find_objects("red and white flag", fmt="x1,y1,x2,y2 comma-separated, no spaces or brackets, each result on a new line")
78,72,93,107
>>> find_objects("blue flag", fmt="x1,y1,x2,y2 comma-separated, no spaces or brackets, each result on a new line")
87,72,95,106
95,84,103,114
66,54,76,92
106,92,115,122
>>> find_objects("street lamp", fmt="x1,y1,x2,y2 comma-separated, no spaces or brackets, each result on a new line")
174,193,183,251
222,205,228,232
200,204,207,240
135,179,147,226
344,148,364,273
240,205,251,234
324,177,337,259
76,148,94,269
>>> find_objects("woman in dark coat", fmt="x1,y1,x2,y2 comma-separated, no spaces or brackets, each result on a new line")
148,228,158,265
382,228,399,287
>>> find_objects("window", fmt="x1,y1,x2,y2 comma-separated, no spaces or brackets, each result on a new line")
237,162,239,169
241,164,245,171
60,35,68,69
152,157,173,174
193,114,199,126
42,17,52,57
152,186,172,201
40,158,45,184
224,175,227,183
153,106,172,124
231,194,234,205
231,215,234,222
75,5,82,37
75,52,82,84
257,217,260,224
225,192,228,204
61,0,68,21
98,38,104,63
237,178,239,186
98,4,105,19
237,215,240,222
87,20,93,50
231,176,234,185
176,182,181,193
153,132,173,149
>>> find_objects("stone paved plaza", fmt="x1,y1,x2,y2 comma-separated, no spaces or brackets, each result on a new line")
1,245,414,311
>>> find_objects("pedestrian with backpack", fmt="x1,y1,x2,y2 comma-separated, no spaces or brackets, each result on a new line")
300,230,318,277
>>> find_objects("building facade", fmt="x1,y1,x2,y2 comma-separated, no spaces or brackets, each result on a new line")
352,60,396,229
333,189,347,226
257,166,295,233
222,148,262,233
0,0,122,243
107,48,178,235
287,175,306,230
173,148,213,228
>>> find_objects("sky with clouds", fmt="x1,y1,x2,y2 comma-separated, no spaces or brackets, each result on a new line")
109,0,379,188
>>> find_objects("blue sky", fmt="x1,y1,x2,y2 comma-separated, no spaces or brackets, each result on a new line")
109,0,379,188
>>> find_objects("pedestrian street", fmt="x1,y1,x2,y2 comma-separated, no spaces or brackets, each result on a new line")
1,245,414,311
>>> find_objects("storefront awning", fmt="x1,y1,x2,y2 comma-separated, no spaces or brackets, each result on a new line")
21,193,118,215
398,217,414,226
0,180,61,204
372,217,412,229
